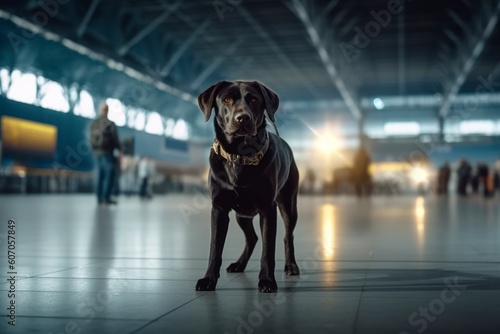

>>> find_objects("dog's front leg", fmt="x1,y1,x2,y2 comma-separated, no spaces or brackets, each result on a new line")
196,206,230,291
258,205,278,293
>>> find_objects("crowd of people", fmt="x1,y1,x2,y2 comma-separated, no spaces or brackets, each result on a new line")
438,159,500,197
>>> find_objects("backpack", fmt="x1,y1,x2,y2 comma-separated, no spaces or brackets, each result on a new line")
90,118,115,151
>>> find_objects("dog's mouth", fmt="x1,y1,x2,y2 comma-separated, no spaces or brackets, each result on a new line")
225,125,257,138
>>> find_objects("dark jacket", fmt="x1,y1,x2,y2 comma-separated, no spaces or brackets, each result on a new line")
90,116,121,155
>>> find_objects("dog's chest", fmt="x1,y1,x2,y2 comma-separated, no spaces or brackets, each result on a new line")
223,162,255,187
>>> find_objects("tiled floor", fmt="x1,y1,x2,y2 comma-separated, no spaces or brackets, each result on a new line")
0,193,499,333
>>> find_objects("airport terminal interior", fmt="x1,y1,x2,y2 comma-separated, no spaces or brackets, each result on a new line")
1,0,500,333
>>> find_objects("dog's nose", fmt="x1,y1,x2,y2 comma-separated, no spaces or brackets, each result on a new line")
235,113,251,124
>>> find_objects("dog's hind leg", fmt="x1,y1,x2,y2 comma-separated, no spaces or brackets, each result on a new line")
278,164,300,276
227,215,258,273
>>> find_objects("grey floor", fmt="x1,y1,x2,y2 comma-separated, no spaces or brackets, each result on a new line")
0,193,499,334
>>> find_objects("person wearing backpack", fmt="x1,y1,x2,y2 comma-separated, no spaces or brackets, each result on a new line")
90,103,121,205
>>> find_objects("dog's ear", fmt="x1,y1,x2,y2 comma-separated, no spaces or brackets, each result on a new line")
255,81,279,122
197,81,230,122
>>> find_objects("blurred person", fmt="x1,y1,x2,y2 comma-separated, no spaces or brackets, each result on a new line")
470,164,480,194
437,162,451,195
352,145,372,197
303,168,316,194
495,158,500,195
456,159,471,196
120,155,138,195
138,156,155,199
477,163,492,197
494,170,500,195
90,103,121,205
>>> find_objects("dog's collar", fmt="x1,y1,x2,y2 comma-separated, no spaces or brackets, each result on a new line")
212,135,269,166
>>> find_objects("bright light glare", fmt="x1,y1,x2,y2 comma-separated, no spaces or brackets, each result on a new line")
373,98,385,110
384,122,420,136
321,204,336,259
316,133,339,154
410,167,429,184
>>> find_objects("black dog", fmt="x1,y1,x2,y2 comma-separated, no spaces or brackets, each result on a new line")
195,81,300,293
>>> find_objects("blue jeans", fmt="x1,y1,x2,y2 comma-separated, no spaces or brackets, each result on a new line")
96,154,116,203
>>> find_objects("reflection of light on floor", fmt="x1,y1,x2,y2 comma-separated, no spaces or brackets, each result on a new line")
321,204,336,260
415,196,425,254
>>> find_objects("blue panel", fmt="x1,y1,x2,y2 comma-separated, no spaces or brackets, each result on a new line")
165,138,188,152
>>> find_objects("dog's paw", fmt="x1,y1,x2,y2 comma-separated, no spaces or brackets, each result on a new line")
258,278,278,293
195,277,217,291
226,262,246,273
284,263,300,276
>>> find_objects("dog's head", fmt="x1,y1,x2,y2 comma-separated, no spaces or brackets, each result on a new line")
197,81,279,142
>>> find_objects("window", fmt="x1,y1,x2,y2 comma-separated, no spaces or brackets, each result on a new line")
126,108,139,128
459,120,495,135
0,68,10,93
7,70,37,104
74,90,95,118
172,119,189,140
134,110,146,131
39,80,70,112
106,98,126,126
145,112,164,135
384,122,420,136
164,118,175,137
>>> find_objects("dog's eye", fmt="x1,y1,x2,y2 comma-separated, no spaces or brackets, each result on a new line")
250,97,257,103
223,97,233,104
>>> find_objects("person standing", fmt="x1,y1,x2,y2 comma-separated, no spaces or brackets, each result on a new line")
352,145,372,197
437,162,451,195
138,156,155,199
456,159,471,196
90,103,121,205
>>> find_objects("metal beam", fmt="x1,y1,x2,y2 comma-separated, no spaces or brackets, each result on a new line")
290,0,362,120
160,19,210,77
439,0,500,117
77,0,101,38
324,0,341,17
0,9,197,105
447,9,469,32
398,0,406,96
443,28,461,48
190,39,242,91
236,6,321,99
117,0,182,57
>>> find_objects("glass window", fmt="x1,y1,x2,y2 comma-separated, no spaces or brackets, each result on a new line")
459,120,495,135
164,118,175,137
384,122,420,136
39,80,70,112
74,90,95,118
106,98,126,126
126,108,139,128
0,68,10,93
145,112,164,135
134,110,146,131
172,119,189,140
7,71,37,104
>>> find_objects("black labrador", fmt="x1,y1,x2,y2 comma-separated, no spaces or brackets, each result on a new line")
195,81,300,293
